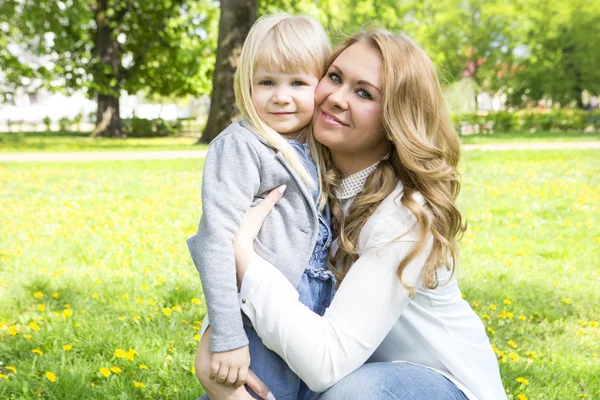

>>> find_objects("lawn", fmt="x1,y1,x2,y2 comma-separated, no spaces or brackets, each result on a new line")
0,149,598,399
0,130,598,153
0,131,205,153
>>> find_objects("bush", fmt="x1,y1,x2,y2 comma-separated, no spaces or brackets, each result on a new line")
43,116,52,132
58,116,71,132
121,117,182,138
453,109,598,134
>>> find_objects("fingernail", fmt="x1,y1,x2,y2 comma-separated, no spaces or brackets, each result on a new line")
277,185,287,195
266,391,276,400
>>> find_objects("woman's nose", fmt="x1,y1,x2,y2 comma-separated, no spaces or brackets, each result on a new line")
325,87,348,110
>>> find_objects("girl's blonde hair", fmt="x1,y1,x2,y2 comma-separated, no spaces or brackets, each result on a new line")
322,30,465,292
234,13,331,193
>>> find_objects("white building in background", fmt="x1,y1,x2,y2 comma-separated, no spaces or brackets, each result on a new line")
0,87,208,129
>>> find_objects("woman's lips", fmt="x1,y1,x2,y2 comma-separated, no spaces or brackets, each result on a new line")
320,110,348,127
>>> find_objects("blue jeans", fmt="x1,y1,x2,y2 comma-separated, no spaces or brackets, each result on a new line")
318,362,468,400
200,267,335,400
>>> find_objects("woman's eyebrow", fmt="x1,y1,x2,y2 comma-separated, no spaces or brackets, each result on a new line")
330,64,381,94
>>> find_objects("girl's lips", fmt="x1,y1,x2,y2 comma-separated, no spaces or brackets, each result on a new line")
320,110,348,127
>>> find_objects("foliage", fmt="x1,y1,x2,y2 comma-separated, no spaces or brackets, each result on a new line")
122,117,183,138
42,117,52,132
454,109,600,134
0,0,218,104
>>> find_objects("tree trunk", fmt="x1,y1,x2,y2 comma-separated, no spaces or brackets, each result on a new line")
198,0,257,144
92,0,122,138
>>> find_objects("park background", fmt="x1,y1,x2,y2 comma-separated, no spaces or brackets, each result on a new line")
0,0,599,399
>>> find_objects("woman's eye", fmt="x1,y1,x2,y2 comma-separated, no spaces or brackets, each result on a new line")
328,72,341,84
356,89,373,100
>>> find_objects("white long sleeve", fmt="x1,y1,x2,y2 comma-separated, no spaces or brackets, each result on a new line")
240,212,428,392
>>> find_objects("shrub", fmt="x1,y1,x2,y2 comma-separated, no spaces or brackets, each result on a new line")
43,116,52,132
58,116,71,132
121,117,182,138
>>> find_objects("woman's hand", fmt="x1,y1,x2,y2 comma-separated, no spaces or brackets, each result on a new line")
195,327,275,400
233,185,286,286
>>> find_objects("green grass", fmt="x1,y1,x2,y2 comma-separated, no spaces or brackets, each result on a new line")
1,149,599,399
1,130,599,153
459,130,600,144
0,131,205,153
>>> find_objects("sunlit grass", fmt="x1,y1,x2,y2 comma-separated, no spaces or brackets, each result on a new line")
0,149,598,398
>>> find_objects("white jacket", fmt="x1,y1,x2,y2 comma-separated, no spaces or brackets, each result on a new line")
239,182,507,400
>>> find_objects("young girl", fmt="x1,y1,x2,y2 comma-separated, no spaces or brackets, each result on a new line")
187,14,332,400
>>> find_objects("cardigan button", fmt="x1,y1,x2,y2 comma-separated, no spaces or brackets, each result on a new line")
241,298,247,304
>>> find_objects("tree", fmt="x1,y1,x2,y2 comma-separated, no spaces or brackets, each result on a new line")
0,0,217,136
200,0,257,143
509,0,600,108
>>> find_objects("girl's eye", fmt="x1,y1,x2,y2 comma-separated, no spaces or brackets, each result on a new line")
291,81,306,87
259,80,274,86
356,89,373,100
328,72,341,84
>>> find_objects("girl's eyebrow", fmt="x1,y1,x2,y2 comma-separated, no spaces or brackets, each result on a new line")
330,64,381,94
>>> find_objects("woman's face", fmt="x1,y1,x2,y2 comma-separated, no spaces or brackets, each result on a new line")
312,41,387,163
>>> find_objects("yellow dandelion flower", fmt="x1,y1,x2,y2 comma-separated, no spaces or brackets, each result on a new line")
62,309,72,318
562,298,572,304
6,366,16,373
137,298,143,304
172,305,182,312
63,344,73,351
99,367,111,377
503,299,511,305
118,316,125,321
519,315,527,321
31,348,43,355
125,349,137,361
577,329,584,336
489,304,497,311
110,366,122,374
194,334,201,341
94,279,101,284
45,372,57,382
192,298,201,305
508,353,519,361
91,294,99,300
122,295,129,300
0,374,8,380
139,364,148,370
34,291,43,298
8,325,18,336
517,394,528,400
515,377,529,385
29,321,40,331
133,316,141,321
487,327,495,335
114,349,126,358
508,340,517,348
52,293,59,299
37,304,45,311
590,321,598,327
525,351,537,358
162,308,172,316
506,312,514,319
147,300,156,306
133,381,146,388
141,284,149,290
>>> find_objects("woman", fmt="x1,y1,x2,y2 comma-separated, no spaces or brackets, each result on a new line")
196,29,506,400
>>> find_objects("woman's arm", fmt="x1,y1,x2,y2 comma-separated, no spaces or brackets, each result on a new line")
238,220,429,392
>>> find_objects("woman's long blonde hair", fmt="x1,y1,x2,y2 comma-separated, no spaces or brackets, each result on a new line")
321,30,465,291
234,13,331,192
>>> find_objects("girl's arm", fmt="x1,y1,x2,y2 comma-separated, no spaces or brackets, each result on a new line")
237,215,429,392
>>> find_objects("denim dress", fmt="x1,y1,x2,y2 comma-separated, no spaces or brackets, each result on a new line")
243,141,335,400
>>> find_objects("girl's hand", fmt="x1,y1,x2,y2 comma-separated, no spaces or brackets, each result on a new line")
195,327,275,400
233,185,286,285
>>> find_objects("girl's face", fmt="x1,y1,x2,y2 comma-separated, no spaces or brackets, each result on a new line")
312,42,387,166
252,66,319,137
